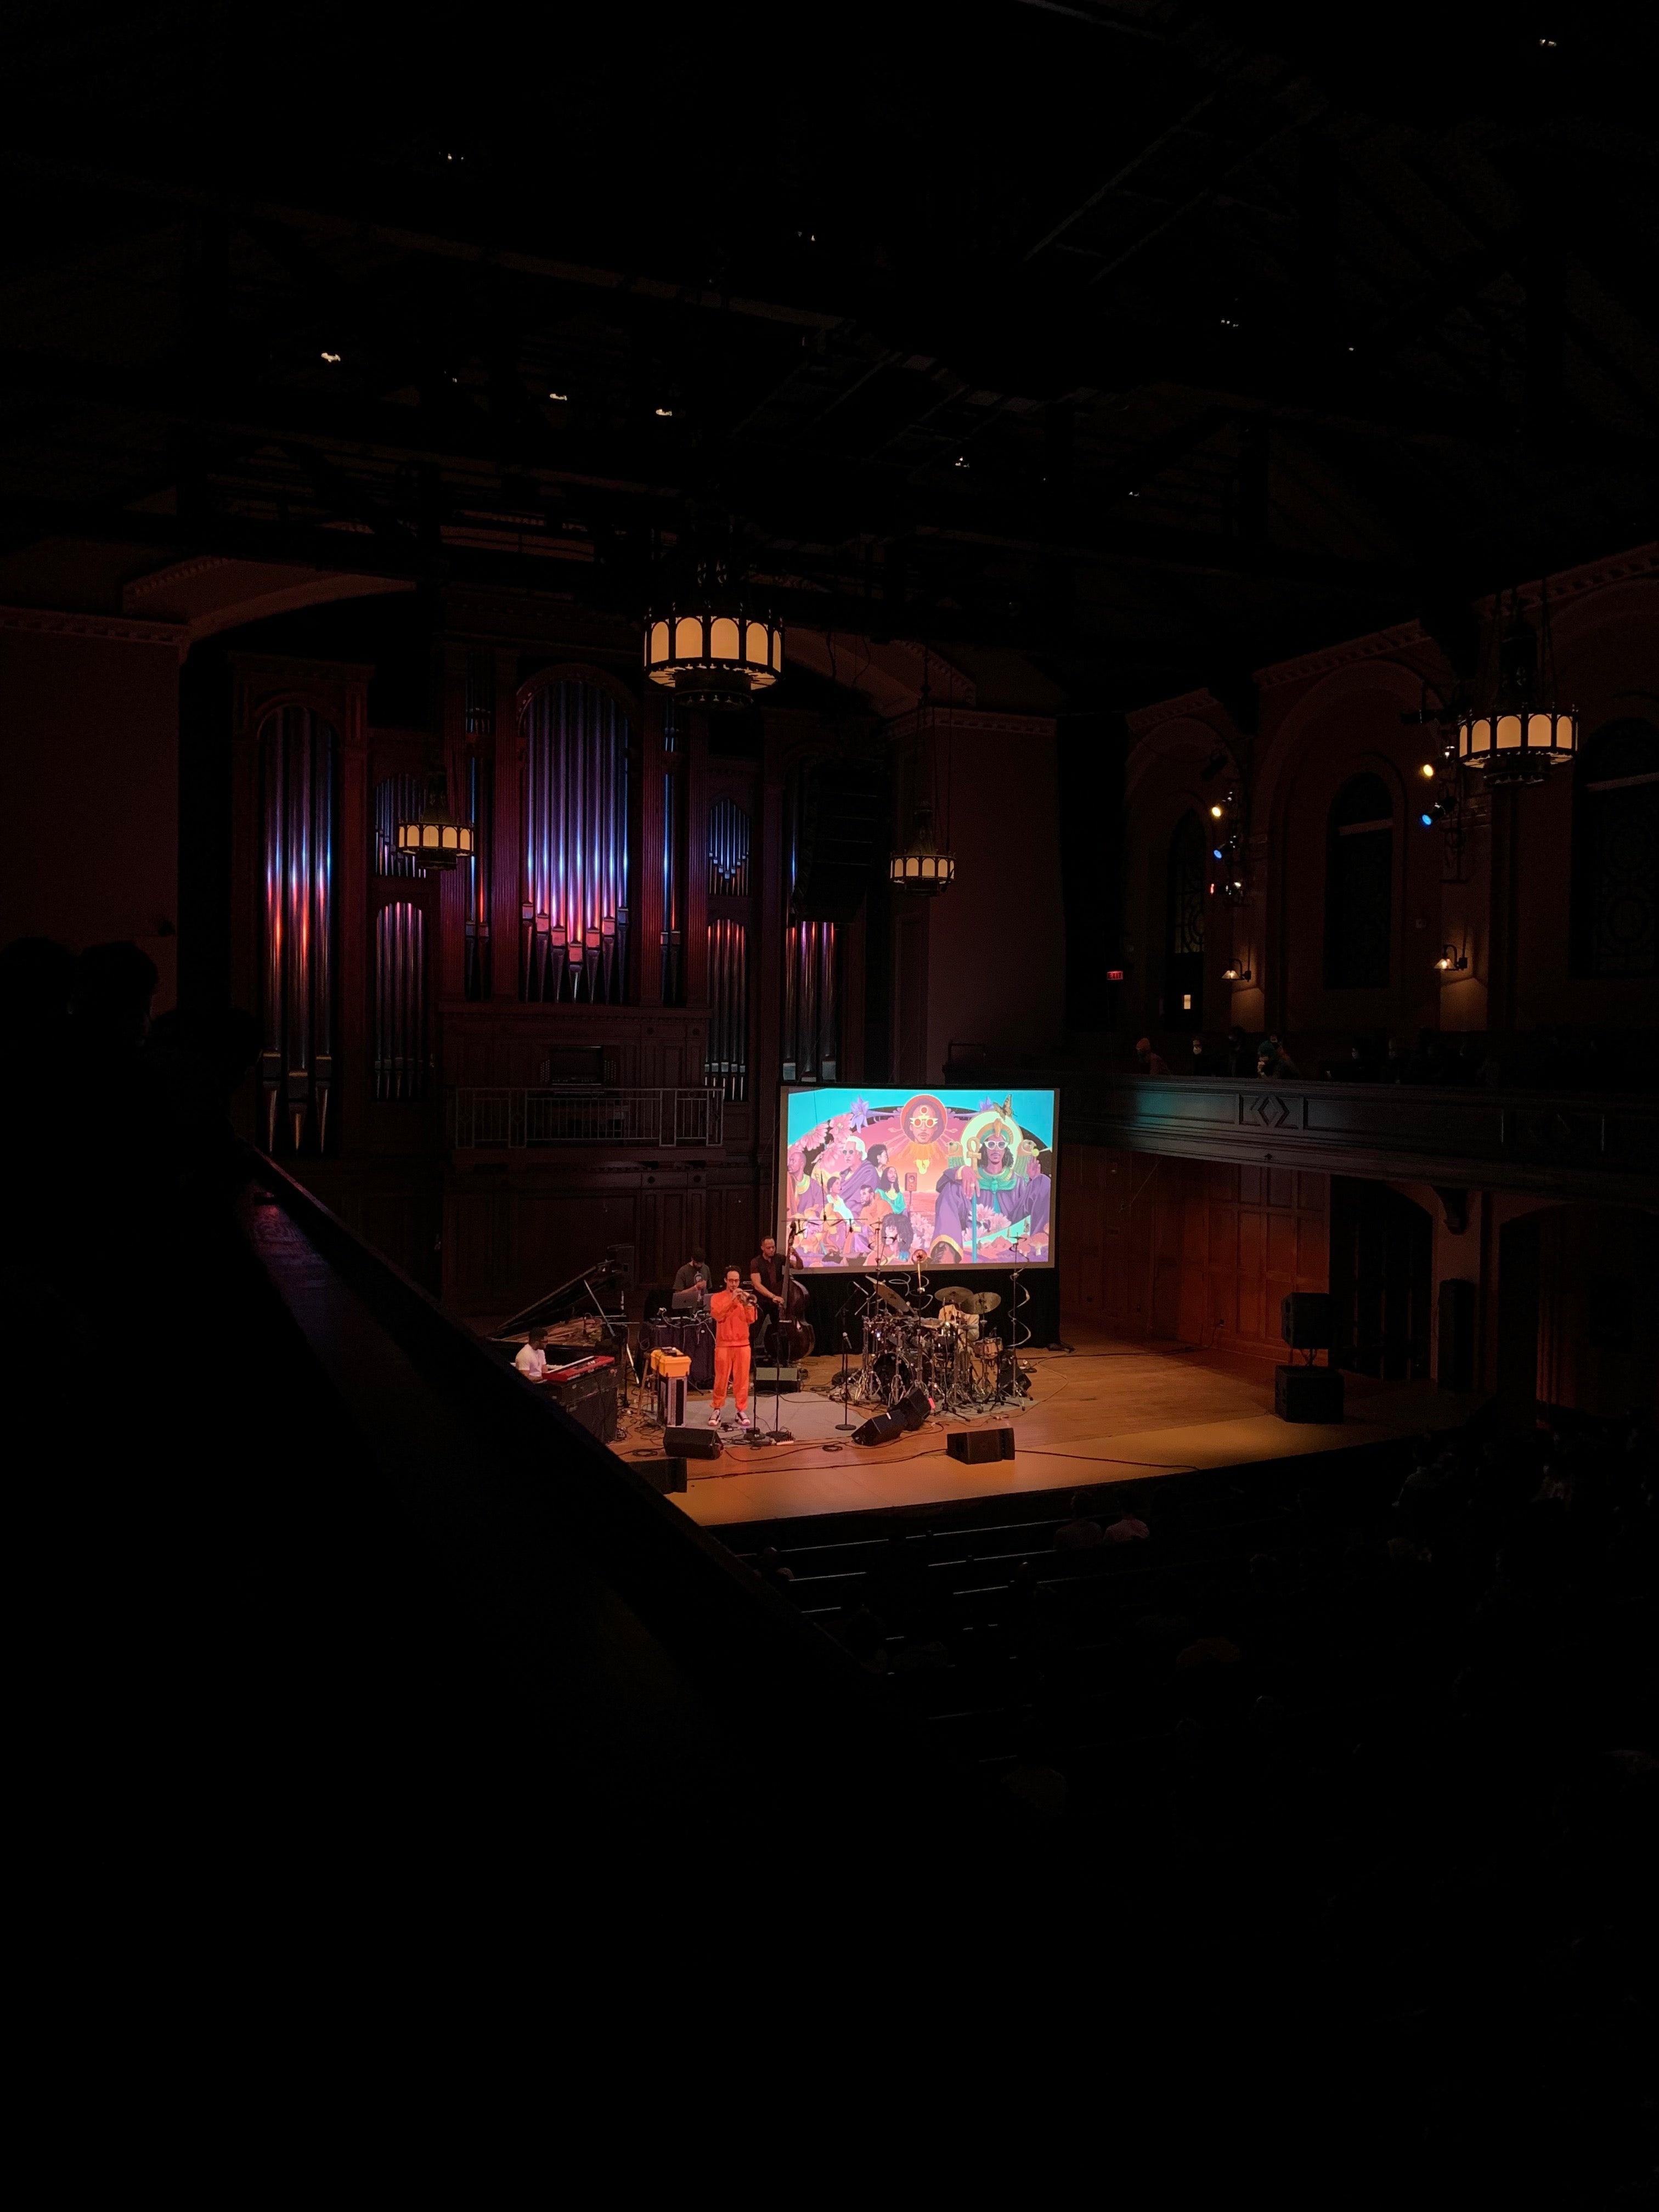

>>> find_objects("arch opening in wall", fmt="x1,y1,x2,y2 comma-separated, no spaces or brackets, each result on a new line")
1163,809,1205,1026
1324,772,1393,991
1570,718,1659,980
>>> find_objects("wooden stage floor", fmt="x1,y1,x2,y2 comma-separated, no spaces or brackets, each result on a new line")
610,1324,1480,1528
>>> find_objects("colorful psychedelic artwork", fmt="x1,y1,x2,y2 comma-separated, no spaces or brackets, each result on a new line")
780,1087,1057,1269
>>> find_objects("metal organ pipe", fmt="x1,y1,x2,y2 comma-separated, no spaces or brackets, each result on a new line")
259,706,336,1153
522,681,630,1004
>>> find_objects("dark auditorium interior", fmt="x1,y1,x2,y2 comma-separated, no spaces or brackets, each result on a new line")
5,2,1656,2174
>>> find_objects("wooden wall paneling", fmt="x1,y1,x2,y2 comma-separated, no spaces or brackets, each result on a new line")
840,899,866,1082
438,651,467,1003
1178,1158,1208,1344
895,907,929,1083
490,650,520,1001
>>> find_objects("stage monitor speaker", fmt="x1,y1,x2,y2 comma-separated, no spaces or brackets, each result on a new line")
898,1385,933,1431
1280,1292,1333,1351
634,1455,688,1494
1275,1364,1345,1424
946,1426,1015,1464
754,1365,804,1392
851,1409,906,1447
666,1425,724,1459
1437,1277,1475,1392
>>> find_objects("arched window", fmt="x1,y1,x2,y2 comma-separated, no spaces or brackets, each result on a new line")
1324,773,1392,990
1163,810,1205,1025
521,680,631,1003
1571,719,1659,978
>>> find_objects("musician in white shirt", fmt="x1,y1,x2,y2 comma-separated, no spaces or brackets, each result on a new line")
514,1328,550,1379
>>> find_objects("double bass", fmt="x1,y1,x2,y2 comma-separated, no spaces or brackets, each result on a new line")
772,1221,815,1363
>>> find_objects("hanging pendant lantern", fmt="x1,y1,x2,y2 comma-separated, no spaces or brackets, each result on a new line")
1457,580,1578,787
644,554,783,708
394,770,475,871
889,803,956,893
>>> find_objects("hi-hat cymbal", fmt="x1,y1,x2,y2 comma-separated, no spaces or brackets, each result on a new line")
866,1276,911,1313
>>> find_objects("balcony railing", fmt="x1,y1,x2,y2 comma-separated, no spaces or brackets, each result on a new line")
448,1086,724,1150
1062,1074,1659,1206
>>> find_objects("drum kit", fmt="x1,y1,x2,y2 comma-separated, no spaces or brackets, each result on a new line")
834,1267,1025,1415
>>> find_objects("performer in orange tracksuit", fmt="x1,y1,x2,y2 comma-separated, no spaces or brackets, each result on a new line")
708,1267,757,1428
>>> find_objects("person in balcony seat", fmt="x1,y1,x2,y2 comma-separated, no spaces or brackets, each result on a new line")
1136,1036,1172,1075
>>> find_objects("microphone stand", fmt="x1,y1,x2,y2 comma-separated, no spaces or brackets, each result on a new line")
834,1324,858,1430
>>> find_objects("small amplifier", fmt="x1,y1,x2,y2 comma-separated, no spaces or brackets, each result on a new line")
665,1424,725,1459
1274,1364,1345,1423
946,1426,1016,1464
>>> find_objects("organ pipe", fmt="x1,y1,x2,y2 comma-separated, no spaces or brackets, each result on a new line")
522,681,630,1004
259,706,335,1152
375,902,426,1100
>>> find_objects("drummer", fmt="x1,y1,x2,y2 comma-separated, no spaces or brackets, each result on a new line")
672,1248,711,1307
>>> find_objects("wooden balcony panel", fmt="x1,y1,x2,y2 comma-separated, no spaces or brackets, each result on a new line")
1064,1077,1659,1206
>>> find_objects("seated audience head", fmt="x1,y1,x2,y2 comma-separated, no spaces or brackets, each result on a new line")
72,940,159,1051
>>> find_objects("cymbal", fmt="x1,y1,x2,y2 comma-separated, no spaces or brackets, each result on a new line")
866,1276,911,1313
932,1285,975,1310
972,1290,1002,1316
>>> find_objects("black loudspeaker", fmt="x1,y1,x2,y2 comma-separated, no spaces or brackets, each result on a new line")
666,1425,724,1459
1437,1277,1476,1392
898,1385,934,1432
753,1365,803,1392
1275,1364,1345,1423
634,1456,688,1494
946,1426,1015,1464
1280,1292,1333,1351
851,1409,906,1447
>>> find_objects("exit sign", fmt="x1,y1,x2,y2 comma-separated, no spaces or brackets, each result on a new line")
1106,967,1125,982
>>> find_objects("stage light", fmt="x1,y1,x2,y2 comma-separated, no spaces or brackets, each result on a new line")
1421,811,1435,827
645,551,782,709
1213,847,1223,859
1420,763,1437,778
1210,803,1224,819
394,772,473,870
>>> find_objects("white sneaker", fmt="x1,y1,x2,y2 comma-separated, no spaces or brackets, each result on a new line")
738,1413,752,1429
708,1412,723,1427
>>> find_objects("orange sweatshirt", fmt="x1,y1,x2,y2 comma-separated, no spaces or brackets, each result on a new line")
710,1288,755,1346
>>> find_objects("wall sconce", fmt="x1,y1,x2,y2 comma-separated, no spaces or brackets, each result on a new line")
1434,944,1468,973
1222,961,1253,984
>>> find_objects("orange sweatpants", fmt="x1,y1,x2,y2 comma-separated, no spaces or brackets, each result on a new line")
712,1343,751,1414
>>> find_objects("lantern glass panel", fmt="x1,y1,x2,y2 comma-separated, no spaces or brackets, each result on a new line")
1497,714,1522,751
710,616,740,661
